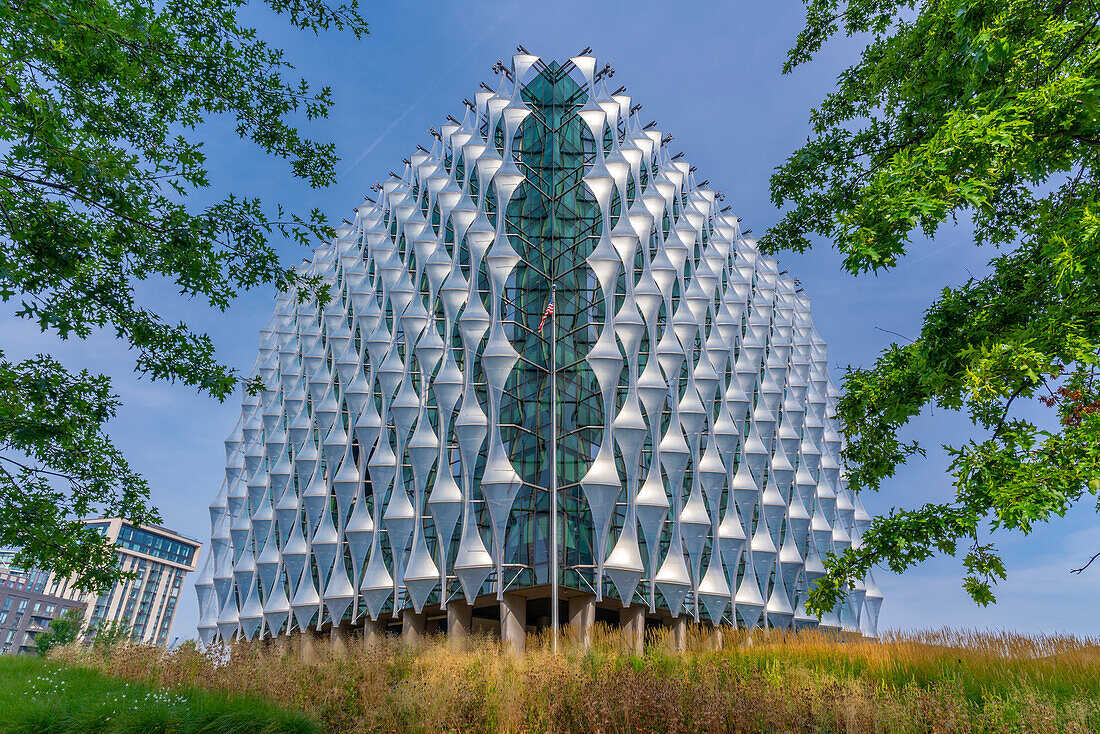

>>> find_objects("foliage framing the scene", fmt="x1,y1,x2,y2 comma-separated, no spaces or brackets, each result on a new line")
763,0,1100,613
0,0,365,589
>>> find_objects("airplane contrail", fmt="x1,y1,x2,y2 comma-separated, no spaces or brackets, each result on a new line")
338,10,515,182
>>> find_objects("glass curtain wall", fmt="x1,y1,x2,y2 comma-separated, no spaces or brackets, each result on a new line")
497,62,605,595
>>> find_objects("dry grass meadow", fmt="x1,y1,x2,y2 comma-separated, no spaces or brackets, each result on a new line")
51,626,1100,733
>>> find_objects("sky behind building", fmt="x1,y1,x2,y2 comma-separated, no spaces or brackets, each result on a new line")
6,0,1097,639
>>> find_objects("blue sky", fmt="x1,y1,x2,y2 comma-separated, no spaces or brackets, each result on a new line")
7,0,1098,640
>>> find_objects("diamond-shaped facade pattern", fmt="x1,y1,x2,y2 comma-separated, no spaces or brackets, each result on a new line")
196,52,882,645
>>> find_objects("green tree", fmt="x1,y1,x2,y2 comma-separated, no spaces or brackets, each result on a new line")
34,605,85,656
89,619,135,652
765,0,1100,614
0,0,365,590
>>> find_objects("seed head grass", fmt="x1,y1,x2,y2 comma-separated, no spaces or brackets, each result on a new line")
48,627,1100,733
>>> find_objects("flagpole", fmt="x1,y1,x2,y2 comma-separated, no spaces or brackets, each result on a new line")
549,283,559,654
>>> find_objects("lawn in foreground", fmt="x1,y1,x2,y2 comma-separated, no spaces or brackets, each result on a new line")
54,627,1100,733
0,652,318,734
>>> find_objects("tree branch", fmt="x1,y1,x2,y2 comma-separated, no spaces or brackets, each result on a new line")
1071,550,1100,575
0,454,82,482
874,325,914,343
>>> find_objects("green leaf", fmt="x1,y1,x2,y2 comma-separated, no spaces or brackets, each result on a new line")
773,0,1100,612
0,0,367,585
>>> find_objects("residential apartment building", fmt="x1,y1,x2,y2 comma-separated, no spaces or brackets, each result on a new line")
0,551,83,654
1,519,202,652
46,519,202,647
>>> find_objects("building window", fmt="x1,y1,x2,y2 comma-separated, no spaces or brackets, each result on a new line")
115,525,197,566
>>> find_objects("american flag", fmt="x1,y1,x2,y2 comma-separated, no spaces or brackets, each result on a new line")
538,292,555,333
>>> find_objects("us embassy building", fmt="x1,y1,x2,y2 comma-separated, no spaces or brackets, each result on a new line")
196,52,883,652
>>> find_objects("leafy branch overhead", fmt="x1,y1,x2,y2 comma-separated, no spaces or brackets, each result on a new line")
0,0,365,588
765,0,1100,614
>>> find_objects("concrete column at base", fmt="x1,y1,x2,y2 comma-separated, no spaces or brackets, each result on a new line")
330,624,348,656
500,593,526,654
363,617,386,648
402,609,426,647
568,595,595,649
446,601,472,642
298,629,315,664
708,624,723,652
620,604,646,655
670,615,687,653
278,632,292,656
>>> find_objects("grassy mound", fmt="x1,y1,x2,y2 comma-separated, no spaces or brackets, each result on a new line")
50,627,1100,733
0,653,318,734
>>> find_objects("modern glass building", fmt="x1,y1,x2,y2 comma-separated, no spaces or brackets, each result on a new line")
197,52,883,650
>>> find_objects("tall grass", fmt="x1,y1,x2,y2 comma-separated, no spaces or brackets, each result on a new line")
0,652,318,734
54,627,1100,733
